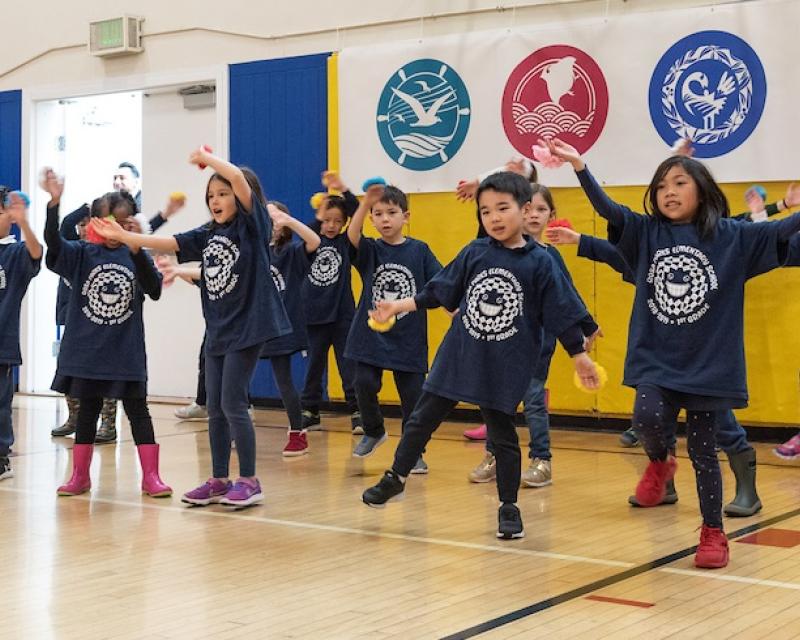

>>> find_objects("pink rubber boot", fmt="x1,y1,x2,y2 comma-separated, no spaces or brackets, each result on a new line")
57,444,93,496
137,444,172,498
463,424,487,441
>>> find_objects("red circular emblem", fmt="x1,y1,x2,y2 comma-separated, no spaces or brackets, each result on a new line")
501,45,609,157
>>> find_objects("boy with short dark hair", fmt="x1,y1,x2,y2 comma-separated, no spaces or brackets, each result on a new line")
345,183,442,469
0,189,43,479
362,172,599,539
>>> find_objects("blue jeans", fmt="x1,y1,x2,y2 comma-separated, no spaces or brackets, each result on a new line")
0,365,13,458
205,344,262,478
487,376,550,460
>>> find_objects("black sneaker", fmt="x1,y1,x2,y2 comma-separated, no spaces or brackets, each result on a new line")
362,470,405,508
497,503,525,539
0,456,13,481
351,411,364,435
301,410,321,431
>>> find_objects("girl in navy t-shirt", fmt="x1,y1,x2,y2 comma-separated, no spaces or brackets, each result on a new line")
91,151,290,508
261,201,319,457
300,193,361,432
544,139,800,569
43,176,170,500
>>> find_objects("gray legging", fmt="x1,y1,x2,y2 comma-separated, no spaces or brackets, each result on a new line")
267,354,303,432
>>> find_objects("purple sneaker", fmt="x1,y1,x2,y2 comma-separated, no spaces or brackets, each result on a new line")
181,478,232,506
774,434,800,460
219,477,264,507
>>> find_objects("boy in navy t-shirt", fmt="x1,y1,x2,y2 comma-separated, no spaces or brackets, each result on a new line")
345,184,442,467
0,190,43,480
361,173,600,540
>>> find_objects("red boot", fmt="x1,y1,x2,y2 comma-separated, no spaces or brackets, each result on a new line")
634,456,677,507
57,444,93,496
137,444,172,497
695,525,729,568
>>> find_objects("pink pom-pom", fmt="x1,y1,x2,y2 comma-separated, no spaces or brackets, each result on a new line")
531,144,564,169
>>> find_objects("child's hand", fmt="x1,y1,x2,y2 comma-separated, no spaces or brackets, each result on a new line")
5,192,28,225
370,300,399,324
363,183,385,208
40,167,65,202
505,157,530,177
547,139,584,171
267,203,291,227
156,257,179,287
188,146,213,168
545,226,580,245
164,193,187,219
573,352,600,390
671,138,694,157
121,217,143,234
90,217,126,241
584,326,603,352
456,178,478,202
785,183,800,209
323,171,346,192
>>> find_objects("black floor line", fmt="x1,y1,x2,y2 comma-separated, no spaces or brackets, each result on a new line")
440,506,800,640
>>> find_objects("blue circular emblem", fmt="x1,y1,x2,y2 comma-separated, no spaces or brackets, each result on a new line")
376,58,471,171
648,30,767,158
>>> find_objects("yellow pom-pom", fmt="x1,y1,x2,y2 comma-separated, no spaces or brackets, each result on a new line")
368,315,396,333
310,192,326,210
322,170,337,187
573,364,608,393
170,191,187,202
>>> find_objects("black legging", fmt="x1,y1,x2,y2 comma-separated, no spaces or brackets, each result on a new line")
269,354,303,432
196,335,207,407
75,397,156,445
633,385,722,528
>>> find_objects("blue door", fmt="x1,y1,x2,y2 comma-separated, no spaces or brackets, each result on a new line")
229,54,329,401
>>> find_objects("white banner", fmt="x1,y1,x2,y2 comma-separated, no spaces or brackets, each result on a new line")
339,0,799,190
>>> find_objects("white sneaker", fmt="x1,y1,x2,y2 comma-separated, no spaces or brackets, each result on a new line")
174,402,208,421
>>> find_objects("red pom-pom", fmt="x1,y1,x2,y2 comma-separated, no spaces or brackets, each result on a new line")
85,222,105,244
547,219,574,230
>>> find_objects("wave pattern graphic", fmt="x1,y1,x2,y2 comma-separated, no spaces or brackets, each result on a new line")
393,133,454,159
512,102,595,137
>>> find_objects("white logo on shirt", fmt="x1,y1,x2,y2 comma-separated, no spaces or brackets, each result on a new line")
0,262,6,291
270,265,285,293
372,263,416,319
203,235,240,301
462,268,523,341
308,246,342,287
81,263,135,326
647,245,718,325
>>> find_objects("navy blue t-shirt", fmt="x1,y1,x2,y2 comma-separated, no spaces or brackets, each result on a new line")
48,241,160,382
414,238,588,414
345,236,442,373
0,241,41,365
577,167,787,405
577,234,634,283
55,277,71,325
536,245,598,381
302,233,356,325
261,241,313,357
174,198,291,357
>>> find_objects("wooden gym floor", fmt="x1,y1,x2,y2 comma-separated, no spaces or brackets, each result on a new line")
3,395,800,639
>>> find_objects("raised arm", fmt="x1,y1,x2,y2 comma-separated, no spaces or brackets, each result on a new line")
347,184,384,249
268,204,320,253
6,194,42,260
189,148,252,212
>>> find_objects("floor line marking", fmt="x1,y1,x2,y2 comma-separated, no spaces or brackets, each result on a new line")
658,567,800,591
0,485,633,568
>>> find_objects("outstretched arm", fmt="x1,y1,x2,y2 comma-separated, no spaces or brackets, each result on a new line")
5,194,42,260
90,217,180,253
132,250,163,300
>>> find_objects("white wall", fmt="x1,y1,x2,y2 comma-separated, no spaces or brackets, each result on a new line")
1,0,742,92
140,89,216,398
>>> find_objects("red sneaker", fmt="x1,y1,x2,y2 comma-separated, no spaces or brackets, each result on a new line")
282,431,309,457
463,424,487,441
634,456,677,507
695,525,729,569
